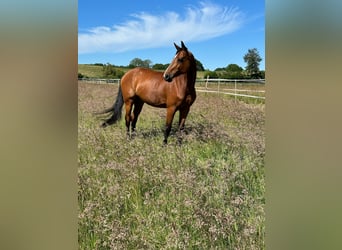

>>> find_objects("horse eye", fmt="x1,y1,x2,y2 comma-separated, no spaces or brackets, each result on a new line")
178,58,184,63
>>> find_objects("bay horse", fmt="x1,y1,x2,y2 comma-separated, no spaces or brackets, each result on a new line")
98,41,197,144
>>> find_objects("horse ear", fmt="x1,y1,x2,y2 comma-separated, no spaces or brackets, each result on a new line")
181,41,188,51
174,42,181,52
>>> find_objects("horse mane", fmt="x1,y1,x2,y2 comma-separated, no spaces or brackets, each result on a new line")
187,51,197,90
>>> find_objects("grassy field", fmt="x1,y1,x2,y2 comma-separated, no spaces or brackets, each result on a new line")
78,81,265,249
78,64,107,78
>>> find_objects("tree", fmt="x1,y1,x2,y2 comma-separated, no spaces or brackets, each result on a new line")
214,67,226,71
129,58,152,68
243,48,262,78
152,63,169,70
259,70,265,79
143,59,152,68
224,63,244,79
226,64,243,73
195,59,205,71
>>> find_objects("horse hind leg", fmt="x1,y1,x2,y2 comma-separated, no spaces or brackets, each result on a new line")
124,99,134,137
131,99,144,135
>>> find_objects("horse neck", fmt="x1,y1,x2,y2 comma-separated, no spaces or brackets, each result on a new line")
187,57,197,90
174,53,196,92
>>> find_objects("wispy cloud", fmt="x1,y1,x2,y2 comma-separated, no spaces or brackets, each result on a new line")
78,2,244,54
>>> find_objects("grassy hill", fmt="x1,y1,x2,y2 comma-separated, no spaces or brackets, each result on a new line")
78,64,206,79
78,64,112,78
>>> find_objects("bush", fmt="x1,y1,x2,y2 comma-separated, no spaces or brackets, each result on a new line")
102,64,125,78
203,70,219,79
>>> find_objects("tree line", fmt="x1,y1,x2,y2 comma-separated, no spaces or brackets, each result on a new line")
78,48,264,79
205,48,264,79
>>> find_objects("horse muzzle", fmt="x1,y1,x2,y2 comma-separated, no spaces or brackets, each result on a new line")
163,73,173,82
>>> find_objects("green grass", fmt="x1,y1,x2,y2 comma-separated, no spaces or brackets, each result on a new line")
78,82,265,249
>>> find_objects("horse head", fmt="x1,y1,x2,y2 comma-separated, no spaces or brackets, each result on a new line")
163,41,195,82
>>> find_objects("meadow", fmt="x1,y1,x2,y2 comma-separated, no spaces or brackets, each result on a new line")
78,81,265,249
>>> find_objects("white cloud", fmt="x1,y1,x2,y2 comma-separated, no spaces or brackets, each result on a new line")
78,2,244,54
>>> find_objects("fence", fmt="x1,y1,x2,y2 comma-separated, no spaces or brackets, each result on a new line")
196,78,265,100
78,77,265,100
79,78,121,84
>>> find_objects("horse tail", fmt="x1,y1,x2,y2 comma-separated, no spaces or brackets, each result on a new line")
98,85,124,128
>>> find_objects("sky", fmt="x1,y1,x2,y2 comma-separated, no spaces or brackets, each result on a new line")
78,0,265,71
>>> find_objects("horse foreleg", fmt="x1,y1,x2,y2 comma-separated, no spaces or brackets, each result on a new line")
164,106,177,144
177,106,190,144
178,106,190,131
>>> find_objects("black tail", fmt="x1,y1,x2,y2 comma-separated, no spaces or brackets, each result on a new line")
97,86,124,128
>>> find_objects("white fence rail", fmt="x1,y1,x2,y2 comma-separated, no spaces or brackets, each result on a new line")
78,78,265,100
79,78,121,84
196,78,265,100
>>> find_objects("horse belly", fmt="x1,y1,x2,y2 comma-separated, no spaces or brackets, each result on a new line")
146,101,167,108
140,93,167,108
136,83,167,108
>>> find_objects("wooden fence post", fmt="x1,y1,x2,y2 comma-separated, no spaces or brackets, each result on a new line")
235,80,237,102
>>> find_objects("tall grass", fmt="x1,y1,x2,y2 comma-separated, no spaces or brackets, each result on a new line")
78,82,265,249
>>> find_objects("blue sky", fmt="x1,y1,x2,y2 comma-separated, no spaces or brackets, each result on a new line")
78,0,264,71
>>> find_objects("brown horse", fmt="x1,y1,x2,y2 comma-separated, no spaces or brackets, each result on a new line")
99,41,197,144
